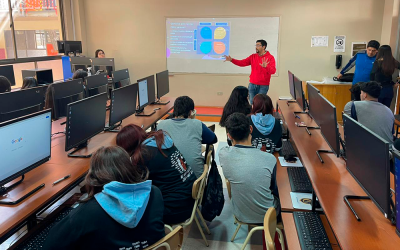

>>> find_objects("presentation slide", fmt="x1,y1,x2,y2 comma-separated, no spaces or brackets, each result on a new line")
0,112,51,183
166,17,280,74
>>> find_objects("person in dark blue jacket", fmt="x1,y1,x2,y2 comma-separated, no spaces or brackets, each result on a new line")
337,40,380,96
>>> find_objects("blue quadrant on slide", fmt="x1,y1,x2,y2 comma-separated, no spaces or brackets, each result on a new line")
196,25,230,55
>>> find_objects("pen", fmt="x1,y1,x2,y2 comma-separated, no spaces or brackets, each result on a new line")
53,174,71,186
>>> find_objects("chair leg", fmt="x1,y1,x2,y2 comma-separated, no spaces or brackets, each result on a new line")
241,226,263,250
276,228,285,250
194,215,209,247
196,207,211,235
231,224,241,242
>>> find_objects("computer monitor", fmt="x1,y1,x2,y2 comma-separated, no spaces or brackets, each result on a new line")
343,113,392,220
64,41,82,55
307,83,321,122
52,79,85,120
317,94,340,157
288,70,295,100
293,75,306,111
91,58,115,77
156,70,170,102
65,93,107,157
0,86,47,123
108,83,138,130
112,69,131,89
57,40,65,54
0,65,16,86
0,110,51,205
85,73,108,97
136,75,155,116
392,150,400,235
70,57,91,72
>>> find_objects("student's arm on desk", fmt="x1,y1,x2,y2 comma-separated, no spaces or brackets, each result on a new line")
201,122,218,144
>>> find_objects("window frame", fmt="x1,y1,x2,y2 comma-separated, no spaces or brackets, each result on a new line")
0,0,66,64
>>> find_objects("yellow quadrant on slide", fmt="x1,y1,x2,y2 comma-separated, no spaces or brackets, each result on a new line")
214,27,226,39
213,42,226,54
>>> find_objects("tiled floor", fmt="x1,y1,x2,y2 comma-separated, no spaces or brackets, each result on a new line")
1,122,269,250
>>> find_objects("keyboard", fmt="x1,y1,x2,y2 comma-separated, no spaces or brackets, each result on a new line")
293,212,332,250
287,167,313,193
281,140,297,157
15,206,74,250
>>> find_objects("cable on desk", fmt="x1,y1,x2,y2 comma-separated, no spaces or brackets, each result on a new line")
51,131,65,137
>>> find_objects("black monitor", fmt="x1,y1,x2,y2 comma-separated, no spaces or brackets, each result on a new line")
288,70,295,100
0,86,47,123
112,69,131,89
156,70,170,102
136,75,156,116
293,75,306,111
92,58,115,77
108,83,138,130
307,83,321,122
36,69,53,85
70,57,91,72
64,41,82,55
317,94,340,158
392,150,400,234
343,113,392,220
85,73,108,97
65,93,107,158
52,79,85,120
0,65,16,86
0,110,51,205
57,40,65,54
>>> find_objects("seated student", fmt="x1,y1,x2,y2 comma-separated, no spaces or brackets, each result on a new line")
219,86,251,127
351,81,395,145
157,96,218,178
0,76,11,93
250,94,282,152
72,69,88,81
43,146,165,250
21,77,38,90
116,124,197,225
219,113,279,224
44,84,55,120
343,82,362,116
95,49,105,58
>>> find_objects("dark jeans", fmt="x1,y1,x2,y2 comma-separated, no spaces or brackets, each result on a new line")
248,83,269,105
378,86,394,108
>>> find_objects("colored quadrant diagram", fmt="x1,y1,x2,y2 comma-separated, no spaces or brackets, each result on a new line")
196,25,230,56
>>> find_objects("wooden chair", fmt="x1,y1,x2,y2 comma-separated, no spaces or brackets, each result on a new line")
144,226,184,250
225,179,285,250
264,207,279,250
167,146,214,247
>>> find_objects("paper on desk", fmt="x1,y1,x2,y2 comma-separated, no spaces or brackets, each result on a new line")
290,192,312,210
278,157,303,167
279,96,292,100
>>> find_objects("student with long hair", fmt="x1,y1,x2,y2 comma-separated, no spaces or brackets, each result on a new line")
219,86,251,127
21,77,38,90
43,146,165,250
95,49,105,58
117,124,197,225
370,45,400,108
0,76,11,93
249,94,282,152
44,84,55,120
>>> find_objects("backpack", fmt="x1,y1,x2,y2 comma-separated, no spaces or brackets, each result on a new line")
201,150,225,222
333,73,354,82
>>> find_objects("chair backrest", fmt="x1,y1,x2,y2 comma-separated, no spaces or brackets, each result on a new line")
144,226,184,250
192,145,213,200
263,207,277,250
225,178,232,200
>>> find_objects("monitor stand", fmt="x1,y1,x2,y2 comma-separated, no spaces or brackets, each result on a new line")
67,141,92,158
316,150,334,163
155,98,170,105
0,175,45,205
135,108,155,117
305,126,320,136
104,121,122,133
344,195,370,221
286,100,296,106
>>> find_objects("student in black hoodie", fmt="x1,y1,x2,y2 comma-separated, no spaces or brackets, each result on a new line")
117,124,197,225
249,94,282,153
43,146,165,250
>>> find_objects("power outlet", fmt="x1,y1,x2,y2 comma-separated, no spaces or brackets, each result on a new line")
217,92,223,96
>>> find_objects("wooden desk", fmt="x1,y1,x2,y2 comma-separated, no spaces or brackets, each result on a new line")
277,100,400,250
0,97,175,243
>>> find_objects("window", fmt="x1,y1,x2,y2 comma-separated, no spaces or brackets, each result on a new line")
0,0,63,59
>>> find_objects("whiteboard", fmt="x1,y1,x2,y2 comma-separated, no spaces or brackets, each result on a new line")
166,17,280,74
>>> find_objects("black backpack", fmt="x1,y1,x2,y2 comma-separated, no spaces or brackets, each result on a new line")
201,151,224,222
333,73,354,82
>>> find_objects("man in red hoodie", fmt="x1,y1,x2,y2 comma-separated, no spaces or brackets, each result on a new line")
224,40,276,104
